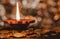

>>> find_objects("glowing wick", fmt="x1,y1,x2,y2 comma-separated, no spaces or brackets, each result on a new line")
16,2,20,21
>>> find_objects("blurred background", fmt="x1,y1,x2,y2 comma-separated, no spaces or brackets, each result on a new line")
0,0,60,39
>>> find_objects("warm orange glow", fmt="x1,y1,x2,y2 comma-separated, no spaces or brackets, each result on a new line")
6,19,18,24
5,19,33,24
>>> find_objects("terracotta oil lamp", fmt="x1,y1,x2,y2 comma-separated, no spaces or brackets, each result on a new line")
3,2,35,31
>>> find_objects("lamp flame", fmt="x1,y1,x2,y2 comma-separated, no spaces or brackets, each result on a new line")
16,2,20,21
